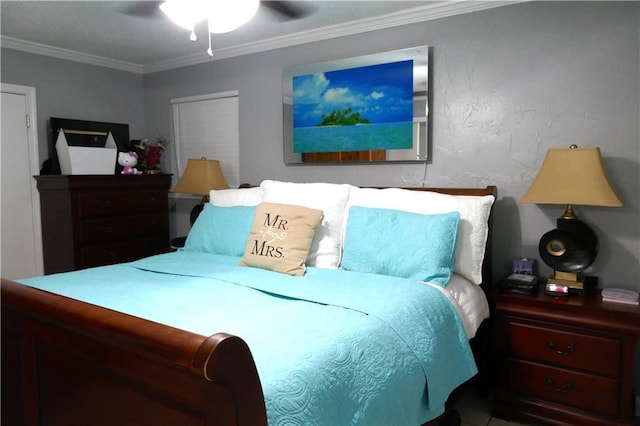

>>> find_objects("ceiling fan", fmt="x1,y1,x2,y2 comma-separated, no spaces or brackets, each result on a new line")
120,1,313,21
120,1,314,56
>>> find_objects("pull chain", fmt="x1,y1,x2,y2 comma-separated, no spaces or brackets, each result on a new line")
207,20,213,57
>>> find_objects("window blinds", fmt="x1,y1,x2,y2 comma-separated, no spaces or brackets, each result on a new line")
171,91,239,189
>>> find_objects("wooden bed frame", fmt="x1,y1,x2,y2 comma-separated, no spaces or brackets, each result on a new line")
2,185,497,426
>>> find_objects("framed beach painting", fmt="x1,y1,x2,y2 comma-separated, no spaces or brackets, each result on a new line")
283,46,429,164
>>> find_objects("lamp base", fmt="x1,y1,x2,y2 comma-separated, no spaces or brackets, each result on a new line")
189,195,209,226
547,271,584,291
538,215,599,293
190,203,205,225
545,272,599,292
539,216,598,274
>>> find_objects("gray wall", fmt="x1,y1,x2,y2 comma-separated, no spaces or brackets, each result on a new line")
144,1,640,291
1,48,146,161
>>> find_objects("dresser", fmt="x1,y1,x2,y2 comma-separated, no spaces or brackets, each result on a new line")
492,286,640,425
35,175,171,274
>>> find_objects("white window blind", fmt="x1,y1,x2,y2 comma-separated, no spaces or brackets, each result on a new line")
171,90,239,188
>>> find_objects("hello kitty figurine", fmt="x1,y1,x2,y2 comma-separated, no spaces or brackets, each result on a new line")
118,151,141,175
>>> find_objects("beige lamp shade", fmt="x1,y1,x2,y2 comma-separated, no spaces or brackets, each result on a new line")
521,146,622,207
171,158,230,196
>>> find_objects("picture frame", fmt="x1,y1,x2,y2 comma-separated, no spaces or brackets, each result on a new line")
282,46,429,164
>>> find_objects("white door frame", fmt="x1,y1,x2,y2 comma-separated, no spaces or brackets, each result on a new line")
1,83,44,276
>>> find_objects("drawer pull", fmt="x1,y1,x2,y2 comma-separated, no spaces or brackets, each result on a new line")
545,377,575,393
547,339,575,355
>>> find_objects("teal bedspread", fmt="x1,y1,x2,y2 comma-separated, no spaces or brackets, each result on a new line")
19,251,477,425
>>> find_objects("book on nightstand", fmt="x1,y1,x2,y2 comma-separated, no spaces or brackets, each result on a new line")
601,288,639,305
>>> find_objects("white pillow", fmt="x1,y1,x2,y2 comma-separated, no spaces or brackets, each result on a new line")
345,187,494,284
209,187,262,207
260,180,352,269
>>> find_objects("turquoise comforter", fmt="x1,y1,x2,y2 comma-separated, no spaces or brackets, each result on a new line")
19,251,477,425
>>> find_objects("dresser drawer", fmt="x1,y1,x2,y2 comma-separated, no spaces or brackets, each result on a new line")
505,320,621,377
79,236,169,268
79,214,165,244
77,191,166,218
509,359,619,416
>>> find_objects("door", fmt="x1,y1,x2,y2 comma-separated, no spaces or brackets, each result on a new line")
1,84,43,279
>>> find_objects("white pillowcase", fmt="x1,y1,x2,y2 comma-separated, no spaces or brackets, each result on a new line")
260,180,352,269
209,187,262,207
346,187,494,284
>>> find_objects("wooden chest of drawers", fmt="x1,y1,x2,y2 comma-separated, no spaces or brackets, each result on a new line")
492,286,640,425
35,175,171,274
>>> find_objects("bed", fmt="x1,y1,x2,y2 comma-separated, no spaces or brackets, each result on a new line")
2,180,497,426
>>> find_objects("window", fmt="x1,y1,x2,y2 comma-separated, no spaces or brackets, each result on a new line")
171,90,239,188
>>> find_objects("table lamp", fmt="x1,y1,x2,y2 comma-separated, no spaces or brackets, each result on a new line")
520,145,622,290
171,158,230,224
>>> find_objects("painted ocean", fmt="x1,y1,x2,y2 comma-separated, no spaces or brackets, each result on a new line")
293,122,413,153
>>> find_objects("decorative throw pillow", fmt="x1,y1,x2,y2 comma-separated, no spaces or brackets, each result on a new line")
184,204,257,256
239,202,324,276
260,180,352,269
341,206,460,286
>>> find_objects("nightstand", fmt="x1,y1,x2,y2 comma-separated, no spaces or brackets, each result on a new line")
492,286,640,425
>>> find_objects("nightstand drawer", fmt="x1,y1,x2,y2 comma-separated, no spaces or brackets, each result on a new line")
79,214,165,244
509,359,619,416
506,320,621,377
77,191,166,218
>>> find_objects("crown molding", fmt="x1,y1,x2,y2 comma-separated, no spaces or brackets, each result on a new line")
2,1,524,75
1,36,144,74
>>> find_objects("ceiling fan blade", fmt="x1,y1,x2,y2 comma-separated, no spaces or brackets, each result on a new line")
118,1,164,19
261,1,314,20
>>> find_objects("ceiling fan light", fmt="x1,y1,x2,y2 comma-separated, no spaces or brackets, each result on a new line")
160,0,204,31
206,0,260,34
